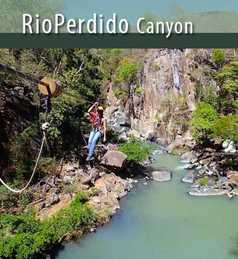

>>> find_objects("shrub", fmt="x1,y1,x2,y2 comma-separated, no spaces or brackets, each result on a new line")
37,157,57,176
118,139,151,162
217,60,238,83
115,58,138,84
100,49,122,81
191,102,218,143
216,60,238,113
0,186,19,209
233,99,238,111
19,192,33,208
134,86,144,96
113,87,129,100
213,115,238,141
198,176,209,186
212,49,225,66
106,130,120,144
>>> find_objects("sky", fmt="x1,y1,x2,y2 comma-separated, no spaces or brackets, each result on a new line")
64,0,238,19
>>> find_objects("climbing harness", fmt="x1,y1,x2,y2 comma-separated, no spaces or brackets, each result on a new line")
0,63,61,193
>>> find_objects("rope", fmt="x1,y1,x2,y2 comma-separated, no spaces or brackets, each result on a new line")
0,131,46,193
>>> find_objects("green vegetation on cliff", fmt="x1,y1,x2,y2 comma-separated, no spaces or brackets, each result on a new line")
212,49,225,67
192,57,238,144
0,193,96,259
191,102,218,143
115,58,138,84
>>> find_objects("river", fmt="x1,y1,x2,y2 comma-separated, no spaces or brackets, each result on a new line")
54,152,238,259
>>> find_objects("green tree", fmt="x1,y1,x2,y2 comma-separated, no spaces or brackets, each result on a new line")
216,60,238,113
212,49,225,67
213,115,238,141
115,58,138,84
191,102,218,143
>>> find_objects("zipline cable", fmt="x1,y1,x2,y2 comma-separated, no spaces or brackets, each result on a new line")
0,130,46,193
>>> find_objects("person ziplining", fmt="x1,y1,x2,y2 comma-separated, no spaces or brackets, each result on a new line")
86,102,107,161
0,62,107,191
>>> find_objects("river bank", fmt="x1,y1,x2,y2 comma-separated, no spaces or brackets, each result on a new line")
0,142,153,258
54,152,238,259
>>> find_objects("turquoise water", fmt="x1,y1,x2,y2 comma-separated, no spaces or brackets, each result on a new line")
55,153,238,259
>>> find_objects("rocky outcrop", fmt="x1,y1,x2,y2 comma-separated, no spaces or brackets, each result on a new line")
180,151,197,163
31,147,135,219
180,146,238,198
105,49,217,145
89,173,133,218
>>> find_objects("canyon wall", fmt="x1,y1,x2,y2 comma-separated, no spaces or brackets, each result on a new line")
105,49,218,145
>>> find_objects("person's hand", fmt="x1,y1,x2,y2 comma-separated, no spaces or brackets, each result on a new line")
94,101,99,107
103,137,107,143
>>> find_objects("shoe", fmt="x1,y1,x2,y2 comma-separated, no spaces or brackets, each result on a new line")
86,156,94,161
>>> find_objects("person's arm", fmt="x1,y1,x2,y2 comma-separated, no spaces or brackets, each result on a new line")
88,102,98,113
103,119,107,142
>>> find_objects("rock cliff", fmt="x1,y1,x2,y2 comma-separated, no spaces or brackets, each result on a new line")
105,49,218,145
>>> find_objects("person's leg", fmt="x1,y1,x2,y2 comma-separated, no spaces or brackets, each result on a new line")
88,130,95,151
87,131,101,160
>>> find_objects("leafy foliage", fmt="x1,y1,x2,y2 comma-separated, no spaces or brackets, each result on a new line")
113,87,129,100
115,58,138,84
198,176,209,186
191,102,218,143
192,58,238,145
213,115,238,141
118,139,151,162
212,49,225,66
216,60,238,113
134,86,144,96
0,193,96,259
99,49,122,82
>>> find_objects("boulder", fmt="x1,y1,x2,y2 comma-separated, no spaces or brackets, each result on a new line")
224,141,236,153
151,170,172,182
181,151,197,163
188,188,227,197
167,136,186,154
222,139,231,149
183,163,196,170
182,171,194,184
81,168,99,185
101,150,127,168
155,138,168,147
